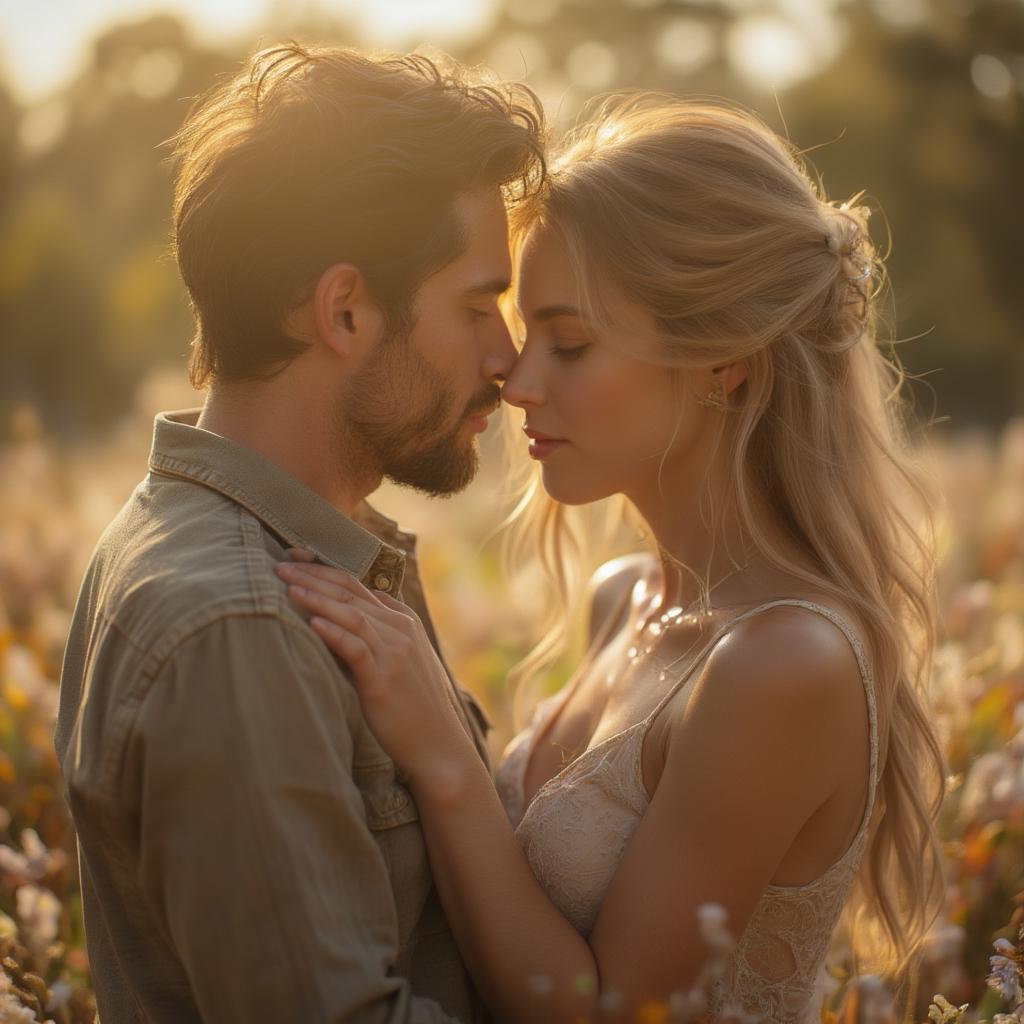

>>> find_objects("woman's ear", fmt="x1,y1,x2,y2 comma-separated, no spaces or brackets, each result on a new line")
310,263,385,359
713,359,749,398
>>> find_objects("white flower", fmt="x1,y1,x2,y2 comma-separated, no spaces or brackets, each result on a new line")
927,993,970,1024
15,884,60,956
0,830,63,884
0,991,36,1024
994,1011,1024,1024
697,902,736,954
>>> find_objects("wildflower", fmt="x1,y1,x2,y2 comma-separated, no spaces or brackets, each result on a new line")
697,902,736,955
927,993,970,1024
44,979,70,1014
852,975,898,1024
0,991,37,1024
667,986,707,1021
993,1011,1024,1024
14,884,60,957
0,831,65,885
987,934,1024,1007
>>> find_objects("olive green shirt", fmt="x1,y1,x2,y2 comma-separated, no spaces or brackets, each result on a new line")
55,409,492,1024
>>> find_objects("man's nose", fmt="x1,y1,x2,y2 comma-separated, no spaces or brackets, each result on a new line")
482,313,519,384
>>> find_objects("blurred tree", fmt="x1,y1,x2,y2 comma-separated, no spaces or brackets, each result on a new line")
0,15,227,440
787,0,1024,431
464,0,1024,429
0,1,1019,441
0,76,17,220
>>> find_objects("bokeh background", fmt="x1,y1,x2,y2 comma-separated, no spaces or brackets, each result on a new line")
0,0,1022,1021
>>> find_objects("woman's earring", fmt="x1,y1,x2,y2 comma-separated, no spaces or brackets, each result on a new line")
696,385,728,411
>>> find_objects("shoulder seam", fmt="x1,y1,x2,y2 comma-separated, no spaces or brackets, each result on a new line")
99,607,340,800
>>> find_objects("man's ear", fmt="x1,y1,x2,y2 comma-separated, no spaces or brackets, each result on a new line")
309,263,385,359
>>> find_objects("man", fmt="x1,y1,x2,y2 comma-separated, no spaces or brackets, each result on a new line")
55,42,545,1022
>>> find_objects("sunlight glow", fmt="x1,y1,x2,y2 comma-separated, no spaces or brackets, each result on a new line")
566,41,619,91
725,14,817,92
656,17,717,75
971,54,1015,101
332,0,499,45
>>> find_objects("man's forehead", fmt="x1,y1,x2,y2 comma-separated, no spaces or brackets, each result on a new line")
445,189,512,289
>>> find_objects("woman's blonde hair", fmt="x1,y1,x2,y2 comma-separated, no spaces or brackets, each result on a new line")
501,94,947,1009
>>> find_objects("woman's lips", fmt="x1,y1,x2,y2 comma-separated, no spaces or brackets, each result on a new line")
524,428,567,461
528,439,566,460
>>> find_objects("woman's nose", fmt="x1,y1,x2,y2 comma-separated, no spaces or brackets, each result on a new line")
500,348,545,408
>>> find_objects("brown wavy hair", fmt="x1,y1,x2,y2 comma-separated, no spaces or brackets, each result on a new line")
169,42,546,388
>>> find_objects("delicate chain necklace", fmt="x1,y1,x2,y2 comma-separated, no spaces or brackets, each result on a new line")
627,558,749,681
549,552,754,767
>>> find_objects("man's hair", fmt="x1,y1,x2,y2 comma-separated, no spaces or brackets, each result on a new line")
169,43,546,389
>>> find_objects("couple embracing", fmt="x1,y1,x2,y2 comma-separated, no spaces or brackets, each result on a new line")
55,41,946,1024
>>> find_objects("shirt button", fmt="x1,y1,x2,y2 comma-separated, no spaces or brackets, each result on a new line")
373,574,393,593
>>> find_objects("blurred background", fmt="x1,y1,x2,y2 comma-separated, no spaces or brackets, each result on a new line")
0,1,1022,1021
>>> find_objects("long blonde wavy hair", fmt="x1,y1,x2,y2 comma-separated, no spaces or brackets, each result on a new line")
500,94,947,1010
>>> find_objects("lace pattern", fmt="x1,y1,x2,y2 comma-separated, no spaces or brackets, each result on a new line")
494,599,879,1024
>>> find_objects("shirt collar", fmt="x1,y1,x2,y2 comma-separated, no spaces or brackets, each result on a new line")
148,408,406,594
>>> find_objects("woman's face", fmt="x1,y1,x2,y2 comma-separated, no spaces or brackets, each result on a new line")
503,222,704,506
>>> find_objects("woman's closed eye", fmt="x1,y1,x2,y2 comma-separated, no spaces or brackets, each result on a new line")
549,342,591,361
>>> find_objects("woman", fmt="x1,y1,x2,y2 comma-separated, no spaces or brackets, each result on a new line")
276,96,948,1024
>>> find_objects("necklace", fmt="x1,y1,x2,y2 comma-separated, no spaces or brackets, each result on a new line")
626,557,750,678
549,553,753,767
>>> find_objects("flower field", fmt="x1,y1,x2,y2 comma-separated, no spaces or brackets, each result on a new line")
0,388,1021,1023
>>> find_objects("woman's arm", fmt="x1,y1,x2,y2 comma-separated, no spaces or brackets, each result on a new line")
276,560,866,1023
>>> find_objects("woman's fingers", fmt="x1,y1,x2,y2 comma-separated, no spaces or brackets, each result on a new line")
285,585,381,654
369,588,418,620
284,547,318,563
277,561,390,610
277,562,422,630
309,617,376,678
278,564,357,607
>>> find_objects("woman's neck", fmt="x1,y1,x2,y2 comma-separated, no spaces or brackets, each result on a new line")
626,470,810,614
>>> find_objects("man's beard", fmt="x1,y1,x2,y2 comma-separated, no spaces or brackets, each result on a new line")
343,322,500,498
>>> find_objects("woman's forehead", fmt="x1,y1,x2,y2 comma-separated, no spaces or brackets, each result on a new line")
515,224,578,311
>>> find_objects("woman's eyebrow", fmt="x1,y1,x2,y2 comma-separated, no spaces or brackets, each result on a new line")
530,304,583,322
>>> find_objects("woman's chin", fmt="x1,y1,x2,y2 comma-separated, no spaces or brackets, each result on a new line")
539,468,614,507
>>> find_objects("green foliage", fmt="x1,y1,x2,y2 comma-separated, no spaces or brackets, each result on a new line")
0,1,1022,441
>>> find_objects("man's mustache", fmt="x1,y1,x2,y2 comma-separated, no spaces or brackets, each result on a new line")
466,384,502,417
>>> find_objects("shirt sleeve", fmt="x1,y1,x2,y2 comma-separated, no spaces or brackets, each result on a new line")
129,612,464,1024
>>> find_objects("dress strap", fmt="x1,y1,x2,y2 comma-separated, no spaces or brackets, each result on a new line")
641,598,879,811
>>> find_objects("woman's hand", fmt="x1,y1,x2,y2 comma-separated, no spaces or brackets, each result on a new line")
274,553,477,799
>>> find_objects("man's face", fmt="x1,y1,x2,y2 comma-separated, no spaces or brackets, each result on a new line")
344,189,517,497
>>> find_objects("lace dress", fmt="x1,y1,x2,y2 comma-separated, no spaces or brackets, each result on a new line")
494,599,879,1024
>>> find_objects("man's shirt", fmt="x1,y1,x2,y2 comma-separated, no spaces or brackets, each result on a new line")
54,408,492,1023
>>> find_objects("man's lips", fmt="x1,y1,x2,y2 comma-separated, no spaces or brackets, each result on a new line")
468,404,500,431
